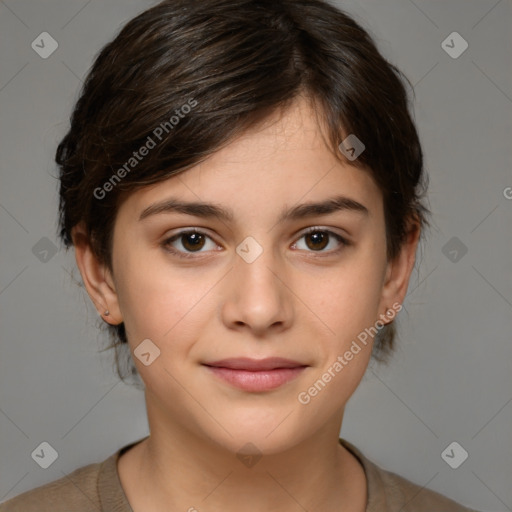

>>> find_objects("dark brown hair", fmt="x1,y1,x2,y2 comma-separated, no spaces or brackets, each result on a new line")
56,0,430,383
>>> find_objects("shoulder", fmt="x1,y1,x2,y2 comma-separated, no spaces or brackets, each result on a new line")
373,464,479,512
339,438,480,512
0,460,104,512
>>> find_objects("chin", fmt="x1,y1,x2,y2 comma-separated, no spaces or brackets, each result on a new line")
201,416,313,458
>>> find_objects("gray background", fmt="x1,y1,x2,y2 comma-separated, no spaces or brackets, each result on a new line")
0,1,511,510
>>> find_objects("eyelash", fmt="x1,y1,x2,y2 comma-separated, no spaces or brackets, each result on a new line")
161,227,350,260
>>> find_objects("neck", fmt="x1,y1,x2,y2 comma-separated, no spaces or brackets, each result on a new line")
118,398,367,512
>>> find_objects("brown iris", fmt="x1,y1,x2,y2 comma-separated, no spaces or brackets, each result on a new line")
181,232,206,252
304,231,329,251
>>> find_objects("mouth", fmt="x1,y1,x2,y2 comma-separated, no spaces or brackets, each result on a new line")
202,357,308,392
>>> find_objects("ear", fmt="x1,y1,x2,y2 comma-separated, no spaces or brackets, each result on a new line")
71,223,123,325
378,216,421,318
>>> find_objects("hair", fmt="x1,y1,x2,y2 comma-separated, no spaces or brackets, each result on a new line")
56,0,431,384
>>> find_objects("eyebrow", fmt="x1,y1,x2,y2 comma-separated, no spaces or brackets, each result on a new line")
139,194,369,223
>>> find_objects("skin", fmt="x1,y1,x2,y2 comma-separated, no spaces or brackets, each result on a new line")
73,95,420,512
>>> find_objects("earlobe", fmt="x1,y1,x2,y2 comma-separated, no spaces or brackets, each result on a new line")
71,223,123,325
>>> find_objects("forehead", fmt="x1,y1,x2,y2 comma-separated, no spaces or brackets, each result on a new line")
118,96,383,222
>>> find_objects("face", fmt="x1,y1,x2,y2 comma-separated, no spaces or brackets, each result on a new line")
75,96,418,456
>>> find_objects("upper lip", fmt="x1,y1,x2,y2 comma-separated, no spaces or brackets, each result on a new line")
203,357,307,371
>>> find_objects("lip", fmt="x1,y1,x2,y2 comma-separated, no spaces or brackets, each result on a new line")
204,357,305,371
203,357,308,392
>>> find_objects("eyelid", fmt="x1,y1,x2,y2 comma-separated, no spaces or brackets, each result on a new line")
297,225,350,241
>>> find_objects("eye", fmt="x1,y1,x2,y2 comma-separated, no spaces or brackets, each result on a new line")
161,227,350,260
292,227,349,255
162,229,219,259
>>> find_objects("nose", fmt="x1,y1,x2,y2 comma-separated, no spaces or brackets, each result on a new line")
220,241,294,336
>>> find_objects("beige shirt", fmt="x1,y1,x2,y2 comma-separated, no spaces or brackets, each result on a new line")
0,437,479,511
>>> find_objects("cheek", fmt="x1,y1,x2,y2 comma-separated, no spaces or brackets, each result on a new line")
113,251,217,346
295,262,382,412
308,256,386,346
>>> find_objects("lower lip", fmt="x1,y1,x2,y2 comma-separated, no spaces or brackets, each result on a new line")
204,366,306,392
